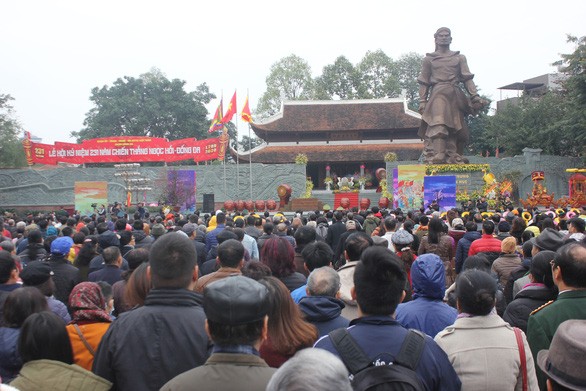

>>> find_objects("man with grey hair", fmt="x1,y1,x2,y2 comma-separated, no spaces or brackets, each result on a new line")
266,348,352,391
298,266,349,337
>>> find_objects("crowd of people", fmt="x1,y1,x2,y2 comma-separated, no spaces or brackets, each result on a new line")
0,203,584,390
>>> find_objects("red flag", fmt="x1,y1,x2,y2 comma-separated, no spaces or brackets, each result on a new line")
126,191,132,208
208,100,224,133
222,91,237,123
241,95,253,123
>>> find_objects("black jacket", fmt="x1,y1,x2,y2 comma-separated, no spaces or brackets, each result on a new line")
93,288,210,391
455,231,481,273
47,256,81,305
503,286,556,333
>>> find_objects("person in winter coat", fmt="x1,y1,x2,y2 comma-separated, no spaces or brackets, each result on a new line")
0,287,48,383
418,218,455,287
503,250,557,333
298,267,349,337
435,269,539,391
455,221,481,274
491,237,523,287
10,311,111,391
132,220,154,249
66,282,112,371
395,254,458,337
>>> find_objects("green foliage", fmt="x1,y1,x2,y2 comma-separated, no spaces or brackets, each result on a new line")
314,56,358,100
294,153,308,165
397,52,424,110
384,152,397,162
355,50,400,99
302,179,313,198
256,55,314,118
72,68,214,142
238,135,263,152
0,94,26,168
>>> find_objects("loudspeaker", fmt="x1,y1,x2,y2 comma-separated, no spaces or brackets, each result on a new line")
202,194,215,213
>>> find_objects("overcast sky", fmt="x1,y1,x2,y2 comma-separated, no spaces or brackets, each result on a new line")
2,0,584,144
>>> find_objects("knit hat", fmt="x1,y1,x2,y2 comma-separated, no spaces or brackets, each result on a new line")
20,261,54,286
151,223,166,237
451,218,464,229
50,236,73,256
391,230,414,246
46,226,59,236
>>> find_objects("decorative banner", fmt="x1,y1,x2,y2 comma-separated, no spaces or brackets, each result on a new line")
396,165,425,210
74,182,108,217
166,170,196,213
424,175,457,212
392,168,399,209
23,136,221,165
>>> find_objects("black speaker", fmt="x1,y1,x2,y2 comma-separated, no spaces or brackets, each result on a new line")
202,194,214,213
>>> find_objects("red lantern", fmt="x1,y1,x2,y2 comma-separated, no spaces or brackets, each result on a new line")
340,197,351,210
244,200,254,211
236,200,245,211
224,200,235,211
254,200,266,211
359,198,371,210
378,197,390,209
266,199,277,211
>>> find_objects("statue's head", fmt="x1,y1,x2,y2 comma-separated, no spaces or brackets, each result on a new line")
434,27,452,48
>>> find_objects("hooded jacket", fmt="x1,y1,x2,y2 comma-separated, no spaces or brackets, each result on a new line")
298,296,349,337
395,254,457,337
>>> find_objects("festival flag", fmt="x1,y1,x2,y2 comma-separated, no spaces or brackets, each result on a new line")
222,91,237,123
208,99,224,133
241,95,253,123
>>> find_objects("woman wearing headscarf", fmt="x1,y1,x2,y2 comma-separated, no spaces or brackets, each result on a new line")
66,282,112,371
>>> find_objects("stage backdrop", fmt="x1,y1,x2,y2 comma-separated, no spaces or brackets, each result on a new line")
396,165,425,210
166,170,196,213
74,182,108,217
424,175,457,212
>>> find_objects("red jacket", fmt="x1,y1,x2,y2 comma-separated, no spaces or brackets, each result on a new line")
468,234,502,256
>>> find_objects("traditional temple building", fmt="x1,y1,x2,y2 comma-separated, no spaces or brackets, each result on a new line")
233,98,423,189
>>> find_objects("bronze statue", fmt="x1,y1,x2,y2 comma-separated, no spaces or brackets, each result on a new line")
418,27,487,164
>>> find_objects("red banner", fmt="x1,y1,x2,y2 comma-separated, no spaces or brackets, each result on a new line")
23,136,222,165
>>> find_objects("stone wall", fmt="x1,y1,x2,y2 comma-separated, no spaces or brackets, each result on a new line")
0,163,306,209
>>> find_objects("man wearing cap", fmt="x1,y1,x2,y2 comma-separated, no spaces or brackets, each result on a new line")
537,319,586,391
47,236,81,305
20,261,71,323
531,227,565,256
527,242,586,390
161,275,275,391
93,233,210,391
194,239,244,293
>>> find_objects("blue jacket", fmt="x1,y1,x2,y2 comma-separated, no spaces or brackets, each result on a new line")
314,316,461,391
455,231,481,273
395,254,457,337
0,327,21,383
298,296,349,337
205,225,225,253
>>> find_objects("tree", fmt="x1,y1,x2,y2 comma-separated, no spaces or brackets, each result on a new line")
238,134,263,152
256,55,314,118
354,50,400,99
0,94,26,168
314,56,358,100
397,52,424,110
72,68,215,142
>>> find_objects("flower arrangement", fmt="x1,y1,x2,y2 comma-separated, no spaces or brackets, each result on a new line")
302,179,313,198
379,179,392,199
425,164,490,175
384,152,398,162
294,153,308,165
324,176,333,185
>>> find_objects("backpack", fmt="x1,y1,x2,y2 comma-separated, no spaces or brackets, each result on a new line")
329,328,426,391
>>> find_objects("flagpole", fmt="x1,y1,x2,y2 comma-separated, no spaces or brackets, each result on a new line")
248,90,253,200
235,95,239,198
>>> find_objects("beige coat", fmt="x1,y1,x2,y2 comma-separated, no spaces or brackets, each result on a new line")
10,359,111,391
337,261,359,320
435,315,539,391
